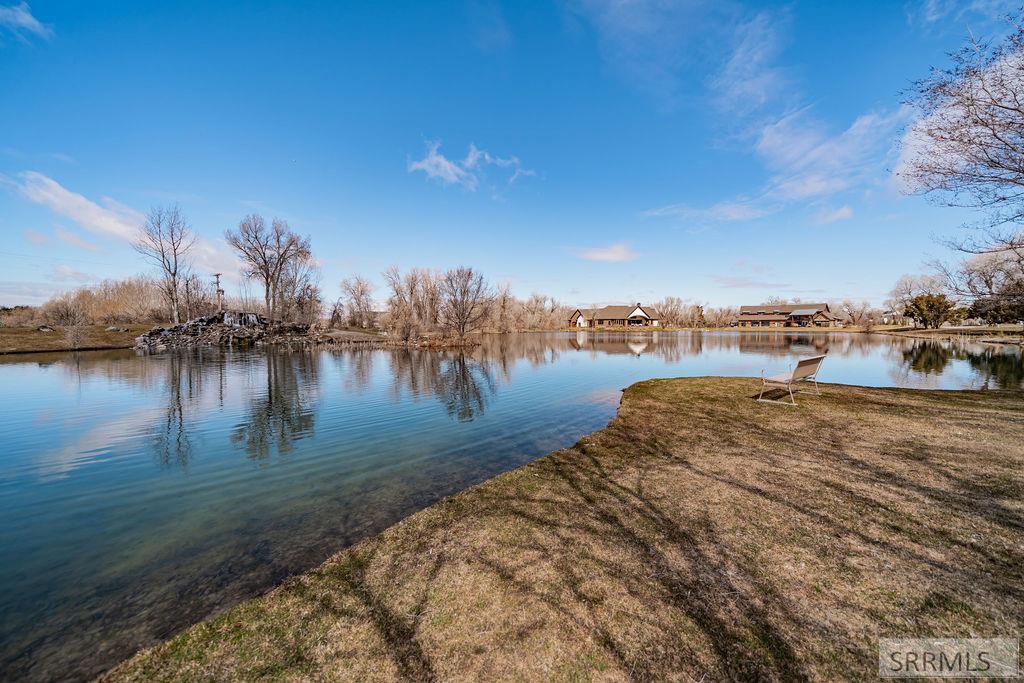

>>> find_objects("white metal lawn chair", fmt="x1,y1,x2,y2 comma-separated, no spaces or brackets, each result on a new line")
757,354,826,406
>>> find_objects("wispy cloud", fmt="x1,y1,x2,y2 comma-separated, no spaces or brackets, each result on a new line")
709,274,790,289
14,171,143,240
23,228,48,245
756,106,908,201
53,264,95,283
645,198,776,222
10,171,240,276
573,242,639,262
566,0,736,105
55,226,100,251
709,10,793,117
648,103,907,225
907,0,1012,26
468,0,512,53
0,280,66,305
408,141,533,192
814,205,854,225
0,2,51,42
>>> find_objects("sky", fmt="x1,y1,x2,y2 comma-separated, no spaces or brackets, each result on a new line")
0,0,1016,308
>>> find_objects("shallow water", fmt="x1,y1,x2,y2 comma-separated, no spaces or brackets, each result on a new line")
0,331,1020,680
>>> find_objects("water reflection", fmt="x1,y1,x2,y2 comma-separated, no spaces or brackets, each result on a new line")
1,332,1021,681
231,353,320,461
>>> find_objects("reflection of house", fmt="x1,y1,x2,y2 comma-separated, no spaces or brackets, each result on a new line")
570,303,661,328
570,331,658,356
733,303,842,328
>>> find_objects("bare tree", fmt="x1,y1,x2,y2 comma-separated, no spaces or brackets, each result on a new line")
900,17,1024,264
133,205,195,324
837,299,874,326
275,253,321,323
439,266,492,340
340,275,375,328
225,215,311,320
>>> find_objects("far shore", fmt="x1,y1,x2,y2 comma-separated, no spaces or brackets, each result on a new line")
3,323,1021,355
106,377,1022,682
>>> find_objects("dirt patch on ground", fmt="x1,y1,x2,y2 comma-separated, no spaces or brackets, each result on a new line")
106,378,1024,681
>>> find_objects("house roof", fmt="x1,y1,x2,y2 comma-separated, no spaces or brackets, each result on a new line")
736,314,789,322
575,304,661,320
738,303,831,315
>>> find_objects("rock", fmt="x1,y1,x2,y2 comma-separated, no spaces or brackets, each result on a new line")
37,325,54,332
106,326,129,332
134,310,297,352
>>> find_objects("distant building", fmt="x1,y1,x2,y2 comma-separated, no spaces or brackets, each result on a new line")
733,303,842,328
570,303,661,328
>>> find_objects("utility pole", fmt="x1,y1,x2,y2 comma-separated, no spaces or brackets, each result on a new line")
214,273,224,313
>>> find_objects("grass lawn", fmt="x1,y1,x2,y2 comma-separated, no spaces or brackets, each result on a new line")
0,325,151,354
106,377,1023,681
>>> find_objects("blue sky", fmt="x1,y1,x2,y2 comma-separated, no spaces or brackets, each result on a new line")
0,0,1013,308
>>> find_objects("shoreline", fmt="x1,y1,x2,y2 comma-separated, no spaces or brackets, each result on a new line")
3,325,1020,356
104,377,1023,681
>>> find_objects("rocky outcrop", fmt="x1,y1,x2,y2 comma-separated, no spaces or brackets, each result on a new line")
135,310,483,353
134,311,312,352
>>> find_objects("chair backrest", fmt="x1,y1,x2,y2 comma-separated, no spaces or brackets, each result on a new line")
792,354,826,380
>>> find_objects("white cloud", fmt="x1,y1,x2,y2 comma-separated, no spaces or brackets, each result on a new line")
645,199,776,222
908,0,1011,26
23,228,48,245
15,171,143,240
814,205,854,225
573,243,639,262
408,141,532,192
0,2,50,41
710,10,792,116
0,280,66,305
757,107,908,200
55,226,100,251
53,264,95,283
11,171,240,277
709,274,790,289
648,106,907,225
566,0,736,105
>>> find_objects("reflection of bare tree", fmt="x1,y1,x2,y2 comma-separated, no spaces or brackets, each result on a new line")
387,349,496,421
433,353,496,421
154,353,193,467
231,352,319,461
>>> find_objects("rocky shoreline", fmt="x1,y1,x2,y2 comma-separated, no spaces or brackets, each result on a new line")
133,311,478,353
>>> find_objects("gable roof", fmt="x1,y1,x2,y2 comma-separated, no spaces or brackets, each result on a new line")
738,303,830,315
590,304,660,320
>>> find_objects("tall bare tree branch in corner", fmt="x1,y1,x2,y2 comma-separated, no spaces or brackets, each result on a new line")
133,205,195,324
900,17,1024,270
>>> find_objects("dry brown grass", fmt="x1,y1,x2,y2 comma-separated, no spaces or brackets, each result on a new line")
106,378,1024,682
0,325,150,354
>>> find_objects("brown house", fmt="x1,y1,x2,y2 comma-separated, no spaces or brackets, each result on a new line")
570,303,661,328
734,303,842,328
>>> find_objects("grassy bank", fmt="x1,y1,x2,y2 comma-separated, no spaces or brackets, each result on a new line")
886,326,1024,345
107,378,1023,681
0,325,151,354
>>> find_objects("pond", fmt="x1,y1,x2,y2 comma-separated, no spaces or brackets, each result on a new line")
0,331,1020,680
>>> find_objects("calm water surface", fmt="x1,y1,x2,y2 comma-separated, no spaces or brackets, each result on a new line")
1,331,1021,680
